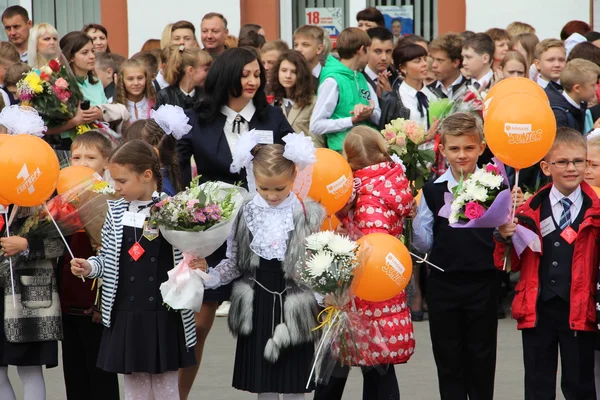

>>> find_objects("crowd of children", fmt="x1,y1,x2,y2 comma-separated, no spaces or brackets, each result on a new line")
1,2,600,400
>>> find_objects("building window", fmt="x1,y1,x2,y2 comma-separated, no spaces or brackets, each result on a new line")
32,0,101,37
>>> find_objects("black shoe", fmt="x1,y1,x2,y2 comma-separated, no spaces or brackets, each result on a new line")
497,306,506,319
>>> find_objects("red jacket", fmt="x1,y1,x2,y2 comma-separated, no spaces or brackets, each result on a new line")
352,161,413,236
494,182,600,331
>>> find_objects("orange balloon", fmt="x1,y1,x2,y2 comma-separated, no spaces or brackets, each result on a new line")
0,194,9,207
0,135,60,206
57,166,97,194
484,93,556,170
484,77,548,119
321,214,340,231
592,186,600,197
352,233,413,302
0,134,9,147
296,148,353,215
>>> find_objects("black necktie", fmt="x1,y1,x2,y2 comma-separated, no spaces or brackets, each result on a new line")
550,81,564,91
285,101,293,116
416,91,429,118
232,114,245,134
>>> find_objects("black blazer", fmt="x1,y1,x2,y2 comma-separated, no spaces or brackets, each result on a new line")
178,105,294,187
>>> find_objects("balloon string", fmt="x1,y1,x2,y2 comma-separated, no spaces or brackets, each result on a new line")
44,203,84,282
4,211,15,307
409,251,444,272
504,169,520,272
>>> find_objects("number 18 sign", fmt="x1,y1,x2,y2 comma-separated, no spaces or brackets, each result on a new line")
305,7,344,47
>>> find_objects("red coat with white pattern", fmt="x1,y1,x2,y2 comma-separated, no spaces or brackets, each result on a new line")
347,161,415,365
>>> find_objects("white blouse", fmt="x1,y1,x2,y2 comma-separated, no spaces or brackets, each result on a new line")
126,96,151,122
220,101,256,156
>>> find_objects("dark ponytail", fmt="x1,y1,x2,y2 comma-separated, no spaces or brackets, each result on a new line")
110,140,163,192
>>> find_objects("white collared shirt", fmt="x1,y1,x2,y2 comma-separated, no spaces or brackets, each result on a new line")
221,101,256,155
537,76,550,89
412,168,471,253
436,73,463,98
398,80,436,130
283,98,294,107
126,96,150,122
180,87,196,97
549,185,583,227
312,63,322,79
364,65,379,82
156,70,169,90
473,69,493,89
562,92,580,109
20,51,27,63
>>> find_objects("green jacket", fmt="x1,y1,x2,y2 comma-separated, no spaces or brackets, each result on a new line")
318,55,375,151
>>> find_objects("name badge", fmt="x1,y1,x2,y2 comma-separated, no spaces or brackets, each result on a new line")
540,216,556,237
123,211,146,228
255,130,274,144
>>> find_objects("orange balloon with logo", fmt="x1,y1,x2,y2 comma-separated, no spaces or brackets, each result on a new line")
352,233,413,302
57,166,98,195
295,148,353,215
321,214,340,231
484,92,556,170
0,135,60,206
484,77,548,118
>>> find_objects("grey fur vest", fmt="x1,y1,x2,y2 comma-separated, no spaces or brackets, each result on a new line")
227,198,326,363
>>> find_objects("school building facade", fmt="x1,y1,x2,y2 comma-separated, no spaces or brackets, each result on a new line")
0,0,596,56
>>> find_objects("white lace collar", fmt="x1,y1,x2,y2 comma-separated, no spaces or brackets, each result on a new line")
244,193,300,260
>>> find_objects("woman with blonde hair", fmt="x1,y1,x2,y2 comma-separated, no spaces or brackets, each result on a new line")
27,23,60,69
160,23,174,49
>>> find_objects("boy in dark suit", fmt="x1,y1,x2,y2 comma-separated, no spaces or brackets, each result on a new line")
546,58,600,134
497,127,600,400
363,27,395,98
413,113,507,400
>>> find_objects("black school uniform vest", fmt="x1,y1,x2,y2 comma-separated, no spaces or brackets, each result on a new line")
422,180,496,273
539,196,585,302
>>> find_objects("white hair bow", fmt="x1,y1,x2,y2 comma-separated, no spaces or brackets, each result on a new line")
284,132,316,200
0,106,47,137
150,104,192,140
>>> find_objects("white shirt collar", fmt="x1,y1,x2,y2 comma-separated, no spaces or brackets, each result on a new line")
550,185,582,208
180,87,196,97
365,65,379,81
283,98,294,107
562,92,580,109
126,96,148,108
20,51,27,63
312,63,322,78
400,80,418,97
475,69,493,88
434,167,480,190
220,101,256,123
537,76,549,89
437,74,463,93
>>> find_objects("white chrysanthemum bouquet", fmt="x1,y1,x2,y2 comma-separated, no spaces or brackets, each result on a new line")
448,163,507,224
298,232,389,387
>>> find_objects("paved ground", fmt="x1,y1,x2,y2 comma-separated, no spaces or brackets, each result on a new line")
7,316,568,400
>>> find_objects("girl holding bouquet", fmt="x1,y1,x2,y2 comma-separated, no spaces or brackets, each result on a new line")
70,140,197,399
314,126,415,400
205,131,325,399
113,58,157,122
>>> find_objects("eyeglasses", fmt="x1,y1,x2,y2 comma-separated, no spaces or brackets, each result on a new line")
547,159,587,169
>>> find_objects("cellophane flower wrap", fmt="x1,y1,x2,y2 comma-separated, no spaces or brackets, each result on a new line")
298,231,389,386
17,59,111,140
150,178,246,312
0,175,114,258
438,159,541,268
449,85,485,117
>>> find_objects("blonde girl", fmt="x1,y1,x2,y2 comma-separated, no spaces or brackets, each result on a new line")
113,58,157,122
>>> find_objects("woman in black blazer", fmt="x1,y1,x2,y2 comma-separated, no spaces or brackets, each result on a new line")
177,47,293,398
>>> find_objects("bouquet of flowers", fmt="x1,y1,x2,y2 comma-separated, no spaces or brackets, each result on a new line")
298,231,388,386
448,85,485,118
17,59,113,140
381,118,434,195
438,160,541,268
447,163,507,224
150,177,246,311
